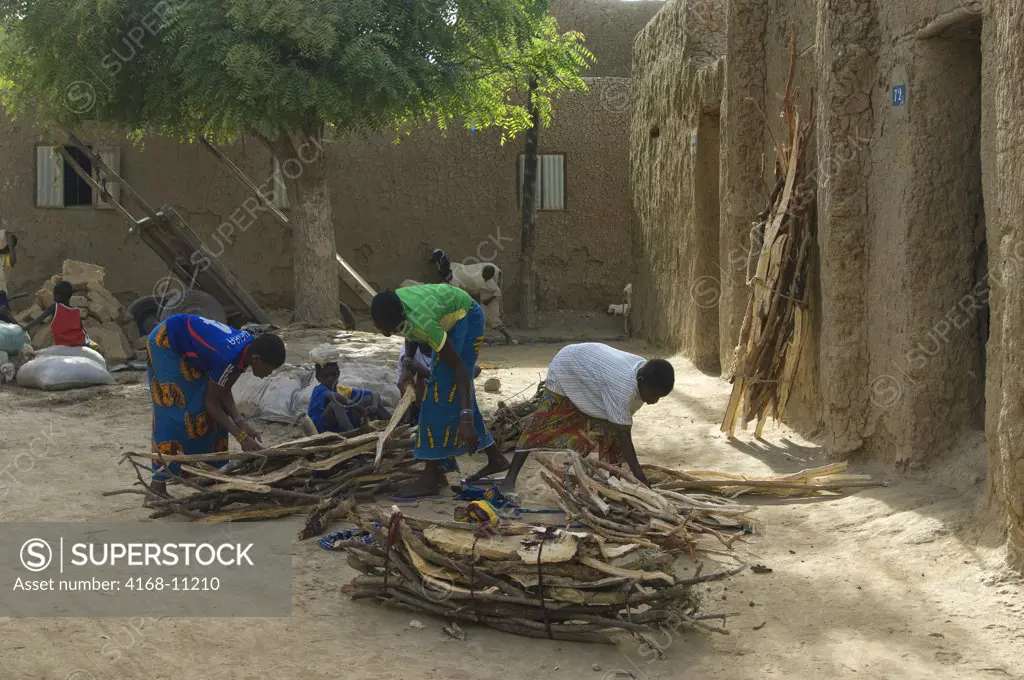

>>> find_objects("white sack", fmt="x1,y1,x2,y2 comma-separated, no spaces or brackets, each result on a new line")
232,365,312,424
37,345,107,370
17,355,114,391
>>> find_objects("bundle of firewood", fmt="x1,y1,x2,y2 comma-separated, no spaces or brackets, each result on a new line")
538,452,759,555
109,387,532,530
342,505,745,643
488,382,545,450
115,424,419,528
722,26,816,438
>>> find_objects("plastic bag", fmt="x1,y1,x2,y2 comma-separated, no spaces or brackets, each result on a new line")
16,355,114,391
308,340,401,408
0,322,29,354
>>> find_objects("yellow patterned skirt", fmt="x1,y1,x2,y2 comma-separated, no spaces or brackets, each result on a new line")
413,302,495,472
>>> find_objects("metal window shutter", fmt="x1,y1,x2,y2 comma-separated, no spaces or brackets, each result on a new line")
36,145,63,207
541,155,564,210
272,157,289,210
95,147,121,209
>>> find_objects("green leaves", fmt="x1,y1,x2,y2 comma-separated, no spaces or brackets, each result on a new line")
0,0,593,145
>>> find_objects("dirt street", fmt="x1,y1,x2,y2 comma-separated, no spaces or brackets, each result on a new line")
1,339,1022,680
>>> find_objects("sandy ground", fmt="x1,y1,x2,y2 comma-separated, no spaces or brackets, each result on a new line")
2,332,1023,680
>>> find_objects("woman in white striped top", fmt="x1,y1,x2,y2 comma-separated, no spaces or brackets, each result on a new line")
490,342,674,492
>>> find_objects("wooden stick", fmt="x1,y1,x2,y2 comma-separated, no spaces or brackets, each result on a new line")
375,386,416,468
659,479,885,492
199,136,290,225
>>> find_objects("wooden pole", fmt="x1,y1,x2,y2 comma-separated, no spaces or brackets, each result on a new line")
199,136,290,225
519,77,541,330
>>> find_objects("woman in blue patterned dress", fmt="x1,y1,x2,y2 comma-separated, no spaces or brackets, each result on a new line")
147,314,285,496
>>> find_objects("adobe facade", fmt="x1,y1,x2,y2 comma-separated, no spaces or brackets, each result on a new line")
630,0,1024,567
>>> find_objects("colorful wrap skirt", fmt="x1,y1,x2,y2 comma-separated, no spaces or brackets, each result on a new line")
415,301,495,472
147,320,229,482
516,388,624,465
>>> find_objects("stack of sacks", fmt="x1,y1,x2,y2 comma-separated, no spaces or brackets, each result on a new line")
14,260,145,364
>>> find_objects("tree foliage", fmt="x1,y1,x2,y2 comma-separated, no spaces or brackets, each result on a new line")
0,0,594,145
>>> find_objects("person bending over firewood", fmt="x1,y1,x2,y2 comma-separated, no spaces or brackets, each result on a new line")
370,284,509,499
495,342,675,492
146,314,286,497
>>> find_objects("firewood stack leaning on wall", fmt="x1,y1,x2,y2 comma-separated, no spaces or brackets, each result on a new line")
722,26,816,438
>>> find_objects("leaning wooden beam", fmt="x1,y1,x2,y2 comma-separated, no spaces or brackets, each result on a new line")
199,136,290,225
57,122,163,223
337,252,377,306
56,146,139,226
199,135,376,306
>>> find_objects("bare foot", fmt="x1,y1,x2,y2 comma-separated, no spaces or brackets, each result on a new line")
391,476,444,499
497,477,517,494
465,458,511,483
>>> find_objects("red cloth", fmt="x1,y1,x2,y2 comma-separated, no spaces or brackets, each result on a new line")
51,303,87,346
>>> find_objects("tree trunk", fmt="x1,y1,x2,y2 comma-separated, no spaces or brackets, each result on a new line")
519,78,541,330
274,129,339,324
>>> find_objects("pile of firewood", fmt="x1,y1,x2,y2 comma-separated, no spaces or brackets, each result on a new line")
722,26,816,437
114,424,419,530
488,382,545,451
342,505,745,643
110,386,538,532
537,452,882,555
539,452,759,555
